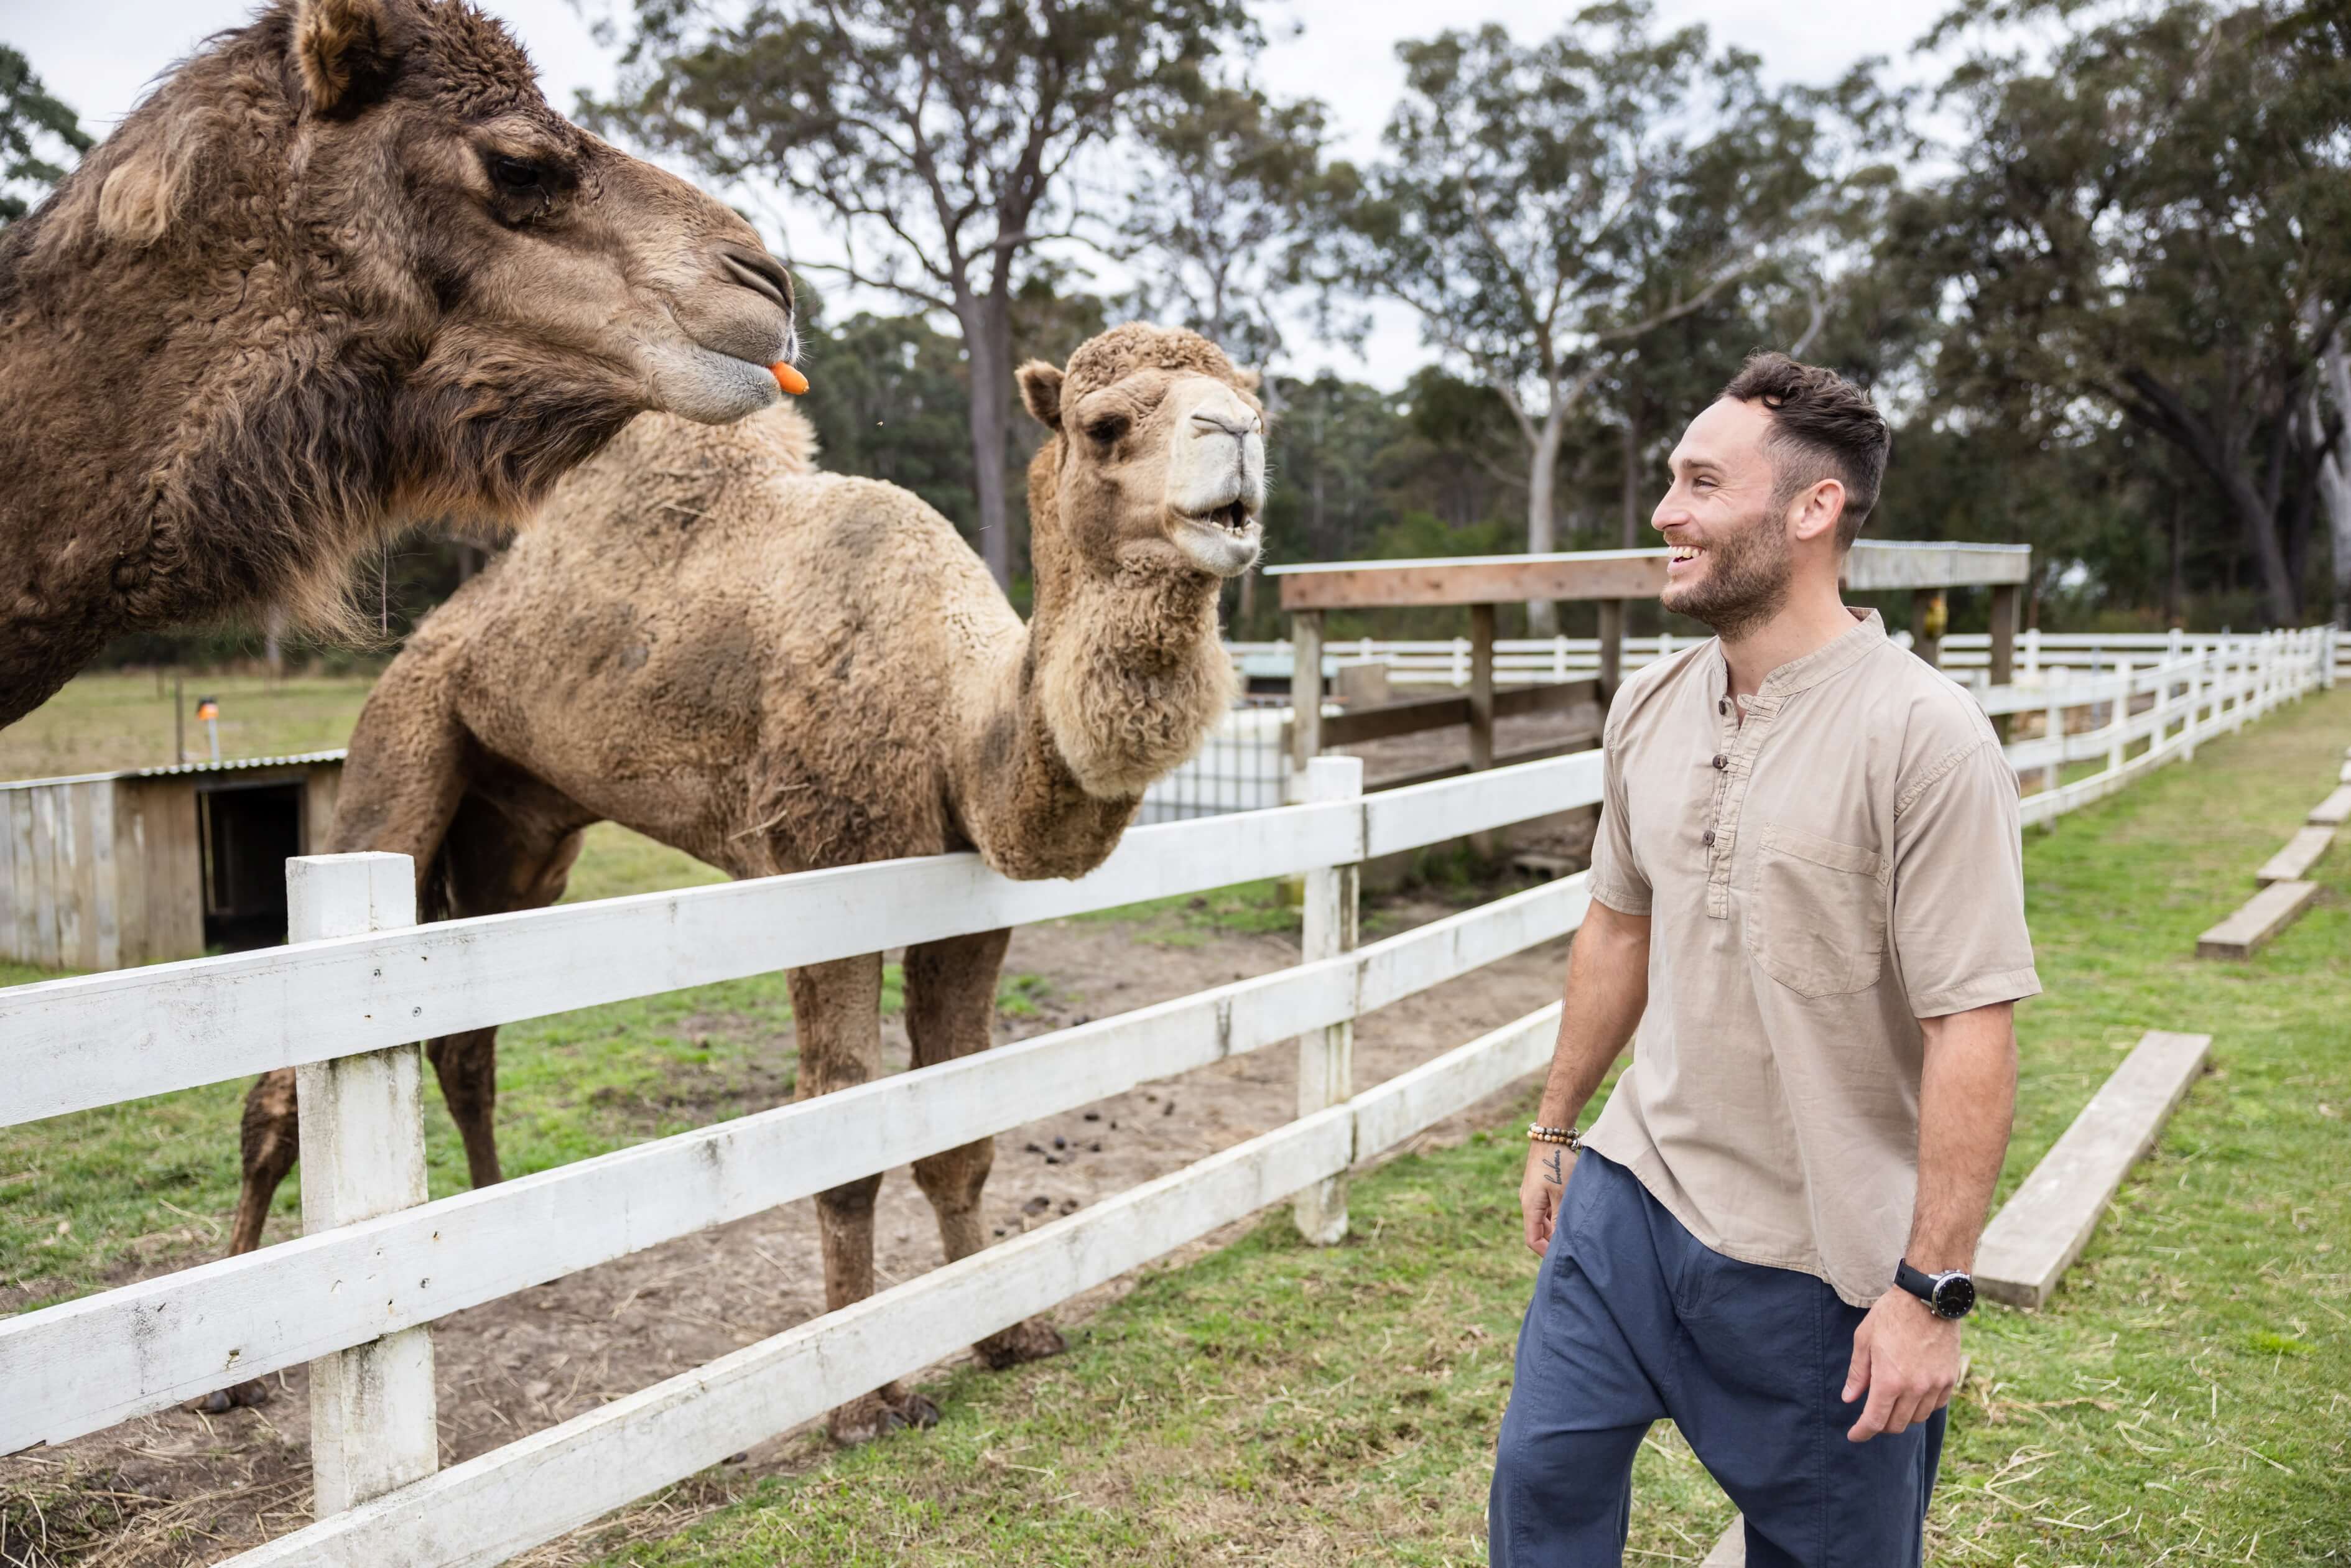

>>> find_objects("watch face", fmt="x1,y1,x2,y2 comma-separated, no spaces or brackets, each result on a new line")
1932,1273,1976,1318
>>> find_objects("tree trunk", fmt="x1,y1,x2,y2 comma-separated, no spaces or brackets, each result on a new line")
2164,488,2184,627
2314,331,2351,630
963,295,1018,592
2218,467,2299,627
1620,401,1644,549
1525,408,1564,637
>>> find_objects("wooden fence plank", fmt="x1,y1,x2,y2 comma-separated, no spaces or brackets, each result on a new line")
0,798,1363,1126
2256,827,2335,886
1293,758,1362,1245
0,874,1590,1452
2196,880,2321,960
27,786,60,970
2311,786,2351,826
223,999,1565,1568
288,855,439,1515
1975,1030,2211,1309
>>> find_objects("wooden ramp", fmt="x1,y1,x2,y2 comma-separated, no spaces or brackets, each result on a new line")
2256,827,2335,885
2197,880,2321,960
1975,1030,2211,1308
2311,785,2351,826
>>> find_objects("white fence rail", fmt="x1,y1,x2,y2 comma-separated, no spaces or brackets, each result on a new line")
0,626,2330,1566
0,749,1603,1566
1235,625,2349,689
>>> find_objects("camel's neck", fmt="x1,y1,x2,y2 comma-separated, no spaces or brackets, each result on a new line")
947,450,1233,880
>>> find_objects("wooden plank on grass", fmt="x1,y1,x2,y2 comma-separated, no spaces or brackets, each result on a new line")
2311,784,2351,825
2196,880,2320,960
2256,827,2335,886
1975,1030,2210,1309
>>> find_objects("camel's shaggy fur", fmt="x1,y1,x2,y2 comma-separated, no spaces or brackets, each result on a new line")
220,325,1266,1440
0,0,796,726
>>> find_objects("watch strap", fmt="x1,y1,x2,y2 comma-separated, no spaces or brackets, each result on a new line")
1893,1259,1938,1303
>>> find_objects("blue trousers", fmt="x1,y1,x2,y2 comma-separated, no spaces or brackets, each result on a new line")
1490,1152,1944,1567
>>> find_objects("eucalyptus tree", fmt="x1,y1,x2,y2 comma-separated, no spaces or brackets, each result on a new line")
1899,0,2351,626
0,46,90,226
588,0,1257,590
1315,3,1829,631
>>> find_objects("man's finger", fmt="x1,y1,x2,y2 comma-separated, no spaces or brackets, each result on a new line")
1840,1324,1873,1404
1846,1375,1896,1442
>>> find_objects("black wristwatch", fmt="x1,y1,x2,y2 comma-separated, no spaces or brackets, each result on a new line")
1894,1260,1976,1320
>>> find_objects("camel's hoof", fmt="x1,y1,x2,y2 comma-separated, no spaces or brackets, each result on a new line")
827,1387,938,1446
184,1378,271,1415
976,1317,1067,1370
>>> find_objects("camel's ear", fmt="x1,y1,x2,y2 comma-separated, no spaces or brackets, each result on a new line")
295,0,399,116
1017,361,1064,430
1232,367,1263,394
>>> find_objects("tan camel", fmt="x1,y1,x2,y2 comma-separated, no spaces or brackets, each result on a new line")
221,324,1265,1439
0,0,797,728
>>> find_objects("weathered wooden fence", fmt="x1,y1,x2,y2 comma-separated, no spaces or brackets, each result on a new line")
0,749,1600,1566
1236,624,2348,690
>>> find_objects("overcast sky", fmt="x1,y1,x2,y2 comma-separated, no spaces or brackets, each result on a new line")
7,0,1962,386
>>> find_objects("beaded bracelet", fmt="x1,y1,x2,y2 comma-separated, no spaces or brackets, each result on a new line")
1526,1123,1580,1148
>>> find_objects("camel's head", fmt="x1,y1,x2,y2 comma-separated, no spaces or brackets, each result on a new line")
266,0,795,429
1018,325,1266,585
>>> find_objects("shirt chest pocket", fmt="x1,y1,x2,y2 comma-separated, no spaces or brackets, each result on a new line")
1745,822,1890,997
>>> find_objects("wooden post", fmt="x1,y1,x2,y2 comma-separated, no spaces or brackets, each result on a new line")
1987,584,2019,743
1467,604,1498,861
1596,600,1626,697
1288,610,1324,775
2182,652,2200,763
292,853,438,1516
1292,755,1363,1246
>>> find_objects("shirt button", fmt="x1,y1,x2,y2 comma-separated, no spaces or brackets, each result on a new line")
1718,698,1728,714
1702,828,1716,847
1712,754,1727,770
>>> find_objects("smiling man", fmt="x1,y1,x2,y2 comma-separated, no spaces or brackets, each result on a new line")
1488,355,2039,1567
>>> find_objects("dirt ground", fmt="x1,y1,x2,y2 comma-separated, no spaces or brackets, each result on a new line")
1,873,1587,1567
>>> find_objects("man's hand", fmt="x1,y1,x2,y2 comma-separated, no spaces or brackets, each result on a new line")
1519,1143,1572,1256
1842,1291,1962,1441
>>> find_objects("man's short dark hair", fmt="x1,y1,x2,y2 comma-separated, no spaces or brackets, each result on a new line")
1721,352,1890,550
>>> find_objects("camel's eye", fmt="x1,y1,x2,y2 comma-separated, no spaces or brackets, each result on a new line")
1083,412,1130,445
488,155,547,198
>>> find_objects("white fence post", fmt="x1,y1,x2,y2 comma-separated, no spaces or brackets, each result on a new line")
2184,653,2204,763
1293,756,1363,1246
2109,659,2131,775
2023,625,2041,677
2044,689,2065,797
291,853,438,1516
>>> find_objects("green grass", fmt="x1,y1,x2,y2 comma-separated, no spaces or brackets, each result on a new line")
580,688,2351,1567
0,670,379,780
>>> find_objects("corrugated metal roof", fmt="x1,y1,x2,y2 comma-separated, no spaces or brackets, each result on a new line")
0,750,348,792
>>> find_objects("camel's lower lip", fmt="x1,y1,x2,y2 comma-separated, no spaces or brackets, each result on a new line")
1174,504,1261,539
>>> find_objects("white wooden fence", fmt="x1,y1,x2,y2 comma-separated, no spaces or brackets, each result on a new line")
0,749,1601,1566
1235,624,2350,689
0,626,2329,1566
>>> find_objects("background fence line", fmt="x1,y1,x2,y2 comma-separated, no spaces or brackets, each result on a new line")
0,628,2329,1567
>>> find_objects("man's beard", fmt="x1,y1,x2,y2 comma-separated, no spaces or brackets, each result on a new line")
1659,511,1793,641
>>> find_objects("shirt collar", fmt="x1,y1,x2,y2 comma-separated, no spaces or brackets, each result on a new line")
1706,608,1887,705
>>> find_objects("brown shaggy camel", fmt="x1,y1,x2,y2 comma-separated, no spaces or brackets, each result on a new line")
0,0,797,728
222,324,1265,1439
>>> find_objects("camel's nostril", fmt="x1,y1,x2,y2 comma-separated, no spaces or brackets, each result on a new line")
716,244,793,314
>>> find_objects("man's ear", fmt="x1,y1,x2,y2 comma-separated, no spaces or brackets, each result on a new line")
1789,478,1847,545
295,0,398,117
1016,361,1064,430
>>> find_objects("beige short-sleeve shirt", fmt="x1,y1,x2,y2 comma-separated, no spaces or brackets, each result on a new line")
1583,609,2039,1306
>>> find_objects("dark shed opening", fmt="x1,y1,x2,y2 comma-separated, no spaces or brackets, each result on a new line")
199,781,306,952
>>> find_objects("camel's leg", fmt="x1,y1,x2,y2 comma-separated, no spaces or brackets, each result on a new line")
789,952,937,1443
903,929,1063,1371
415,790,588,1189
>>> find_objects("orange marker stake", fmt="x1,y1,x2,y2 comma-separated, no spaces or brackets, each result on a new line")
771,362,810,396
